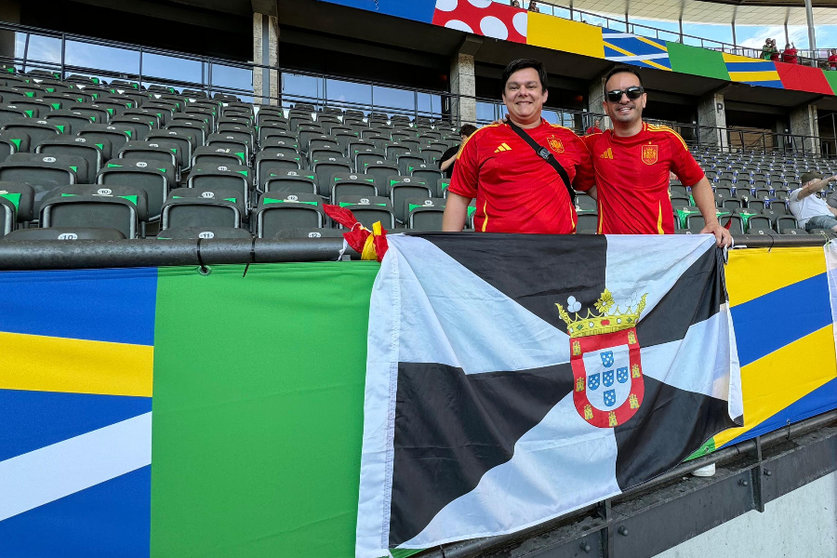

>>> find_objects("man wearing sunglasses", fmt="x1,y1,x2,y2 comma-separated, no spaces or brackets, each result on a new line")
442,58,594,233
580,66,732,247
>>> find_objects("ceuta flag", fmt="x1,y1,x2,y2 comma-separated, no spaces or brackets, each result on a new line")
356,233,743,558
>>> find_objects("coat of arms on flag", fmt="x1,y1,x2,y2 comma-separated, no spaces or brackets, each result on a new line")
356,233,743,558
558,289,646,428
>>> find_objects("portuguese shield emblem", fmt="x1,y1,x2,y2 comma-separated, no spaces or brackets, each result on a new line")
557,289,647,428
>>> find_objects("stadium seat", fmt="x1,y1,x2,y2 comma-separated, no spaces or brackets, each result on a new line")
0,181,35,222
0,152,81,202
206,131,253,161
576,193,597,214
261,169,318,196
410,163,443,186
776,216,800,234
97,159,173,221
146,130,192,172
361,160,399,191
161,186,245,230
336,195,394,229
260,132,299,153
35,136,105,182
40,184,148,238
116,141,179,176
2,118,62,149
388,180,432,223
188,164,253,210
2,226,126,240
0,195,15,236
156,226,253,240
312,157,353,197
746,215,773,234
406,197,446,230
329,173,377,204
77,124,132,159
272,227,344,240
192,145,246,169
255,152,305,189
254,192,326,237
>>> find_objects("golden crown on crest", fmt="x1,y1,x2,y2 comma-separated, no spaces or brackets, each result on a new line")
555,289,647,338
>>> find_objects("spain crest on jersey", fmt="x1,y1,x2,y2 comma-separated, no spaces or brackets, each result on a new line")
547,135,565,154
641,144,658,165
557,289,647,428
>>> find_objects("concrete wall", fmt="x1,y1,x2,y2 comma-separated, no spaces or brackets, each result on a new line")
654,471,837,558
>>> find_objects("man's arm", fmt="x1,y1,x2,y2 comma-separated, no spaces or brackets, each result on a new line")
796,175,837,200
442,192,472,231
439,154,456,173
690,176,733,247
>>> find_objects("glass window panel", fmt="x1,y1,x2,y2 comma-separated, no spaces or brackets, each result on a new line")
142,53,201,83
65,40,139,75
372,85,413,112
417,92,442,117
210,63,252,93
542,110,559,125
326,78,371,109
16,32,61,65
282,72,322,101
477,101,498,124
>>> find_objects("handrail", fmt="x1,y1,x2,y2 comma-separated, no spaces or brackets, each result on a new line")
0,234,829,270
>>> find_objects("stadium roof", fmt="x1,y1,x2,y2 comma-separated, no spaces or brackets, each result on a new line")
564,0,837,26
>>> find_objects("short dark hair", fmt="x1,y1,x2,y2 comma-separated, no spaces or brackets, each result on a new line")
502,58,548,94
603,65,643,93
459,124,478,137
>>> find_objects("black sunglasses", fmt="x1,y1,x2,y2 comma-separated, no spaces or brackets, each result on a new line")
606,86,644,103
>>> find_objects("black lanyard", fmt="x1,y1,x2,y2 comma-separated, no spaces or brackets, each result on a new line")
506,120,575,204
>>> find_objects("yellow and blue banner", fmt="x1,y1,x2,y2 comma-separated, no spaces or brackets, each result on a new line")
602,30,672,71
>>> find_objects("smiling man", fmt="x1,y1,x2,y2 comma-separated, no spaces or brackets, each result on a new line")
580,66,731,247
442,58,593,234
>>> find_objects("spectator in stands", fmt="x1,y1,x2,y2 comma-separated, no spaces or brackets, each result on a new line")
761,38,776,60
578,65,732,247
828,49,837,70
442,58,594,233
585,118,603,135
788,172,837,232
528,1,540,12
510,0,521,6
439,123,478,179
782,43,798,64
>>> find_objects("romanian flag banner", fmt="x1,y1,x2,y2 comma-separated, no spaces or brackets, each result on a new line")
356,234,743,557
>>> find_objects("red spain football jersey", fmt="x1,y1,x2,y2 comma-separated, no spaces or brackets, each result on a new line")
449,120,593,234
580,124,705,234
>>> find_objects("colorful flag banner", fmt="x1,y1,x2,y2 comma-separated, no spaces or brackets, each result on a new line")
356,234,742,557
826,241,837,370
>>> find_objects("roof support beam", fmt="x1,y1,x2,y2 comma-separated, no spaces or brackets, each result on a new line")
805,0,818,66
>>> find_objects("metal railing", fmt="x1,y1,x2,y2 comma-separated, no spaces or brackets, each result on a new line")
0,21,454,123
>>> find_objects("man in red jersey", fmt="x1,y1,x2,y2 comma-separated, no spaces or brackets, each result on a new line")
442,58,594,233
579,65,732,247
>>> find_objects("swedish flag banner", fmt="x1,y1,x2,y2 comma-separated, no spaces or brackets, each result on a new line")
356,234,743,557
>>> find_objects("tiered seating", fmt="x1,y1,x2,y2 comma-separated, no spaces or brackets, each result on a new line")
1,69,834,240
0,70,462,240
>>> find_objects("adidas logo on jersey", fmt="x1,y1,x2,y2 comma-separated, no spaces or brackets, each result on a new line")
600,148,613,159
494,143,512,153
